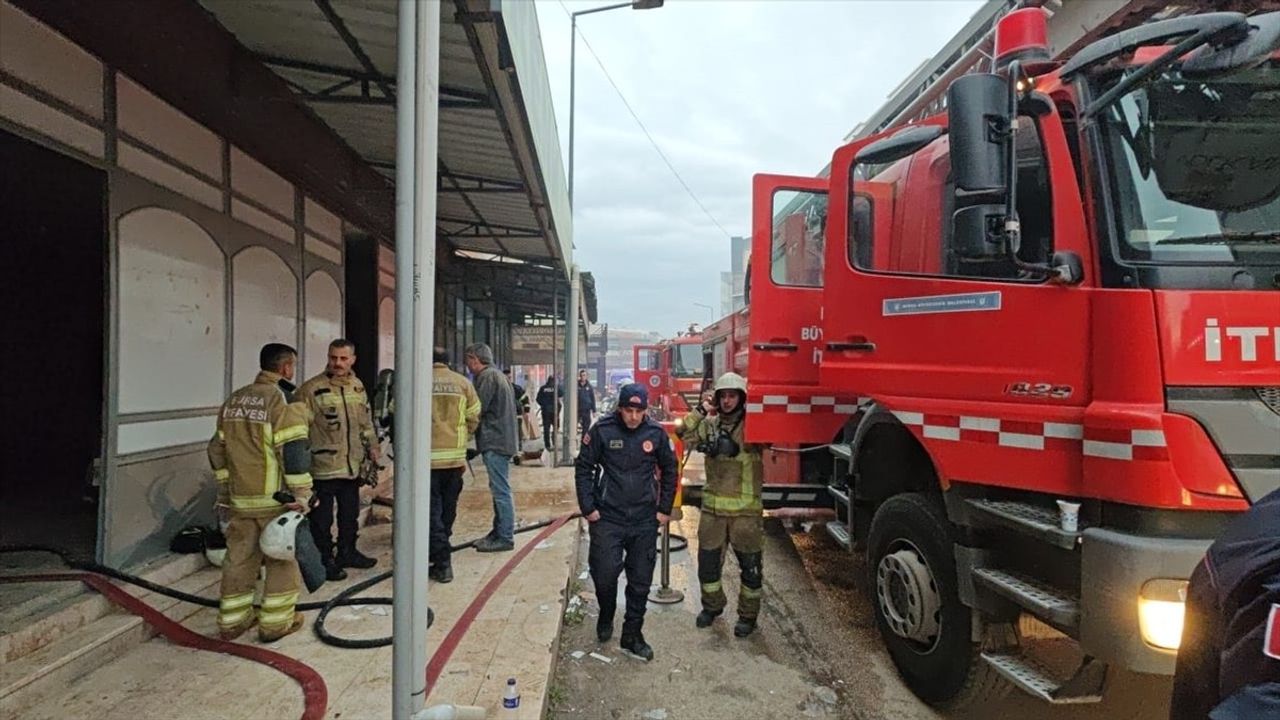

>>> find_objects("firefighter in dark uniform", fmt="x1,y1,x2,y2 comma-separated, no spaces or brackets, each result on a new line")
574,383,677,662
1171,487,1280,720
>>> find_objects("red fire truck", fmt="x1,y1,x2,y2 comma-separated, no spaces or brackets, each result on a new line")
717,7,1280,709
632,326,705,421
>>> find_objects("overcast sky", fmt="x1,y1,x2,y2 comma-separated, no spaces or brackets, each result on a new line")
533,0,985,335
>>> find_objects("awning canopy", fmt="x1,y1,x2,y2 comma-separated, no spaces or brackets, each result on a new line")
200,0,573,276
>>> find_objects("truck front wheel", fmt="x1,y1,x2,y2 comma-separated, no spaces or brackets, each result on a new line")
867,492,1005,708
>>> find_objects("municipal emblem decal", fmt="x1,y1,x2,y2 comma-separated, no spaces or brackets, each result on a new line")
642,440,654,453
1266,604,1280,660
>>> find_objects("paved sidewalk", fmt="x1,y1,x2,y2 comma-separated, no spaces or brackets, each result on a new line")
20,460,580,720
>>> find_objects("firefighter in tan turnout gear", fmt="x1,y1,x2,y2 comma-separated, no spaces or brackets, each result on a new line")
207,343,313,642
296,339,379,581
678,372,766,637
429,347,482,583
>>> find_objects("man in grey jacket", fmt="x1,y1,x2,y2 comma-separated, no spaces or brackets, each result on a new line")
464,343,518,552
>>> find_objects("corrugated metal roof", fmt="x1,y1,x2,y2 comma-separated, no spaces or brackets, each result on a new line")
199,0,572,273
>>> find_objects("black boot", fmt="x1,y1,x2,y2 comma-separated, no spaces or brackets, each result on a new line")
620,633,653,662
734,617,757,638
324,558,348,581
429,565,453,583
695,610,721,628
596,610,614,643
337,546,377,569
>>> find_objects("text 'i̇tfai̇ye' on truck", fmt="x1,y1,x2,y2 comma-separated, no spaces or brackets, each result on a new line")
692,6,1280,710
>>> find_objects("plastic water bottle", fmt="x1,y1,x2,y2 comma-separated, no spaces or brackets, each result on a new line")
502,677,520,711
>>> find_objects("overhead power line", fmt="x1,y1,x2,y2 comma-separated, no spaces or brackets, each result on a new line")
556,0,734,239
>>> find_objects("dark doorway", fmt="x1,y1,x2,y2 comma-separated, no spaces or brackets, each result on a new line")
0,129,106,559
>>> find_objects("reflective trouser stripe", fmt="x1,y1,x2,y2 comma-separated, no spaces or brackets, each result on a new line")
230,495,281,509
214,468,230,481
284,472,312,488
258,590,299,629
740,586,762,598
218,591,255,628
701,581,722,594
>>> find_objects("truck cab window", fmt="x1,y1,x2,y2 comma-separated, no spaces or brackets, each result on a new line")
771,189,827,287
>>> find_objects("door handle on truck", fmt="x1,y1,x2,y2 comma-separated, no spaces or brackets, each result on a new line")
753,342,798,352
827,341,876,352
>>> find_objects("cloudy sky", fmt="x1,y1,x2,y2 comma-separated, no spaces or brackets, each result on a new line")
533,0,985,334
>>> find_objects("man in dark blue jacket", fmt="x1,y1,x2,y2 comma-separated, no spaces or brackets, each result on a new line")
574,383,677,662
1171,487,1280,720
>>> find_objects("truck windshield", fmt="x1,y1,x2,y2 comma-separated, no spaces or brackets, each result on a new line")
671,344,703,378
1095,60,1280,267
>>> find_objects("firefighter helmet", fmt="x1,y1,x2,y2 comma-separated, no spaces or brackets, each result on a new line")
713,372,747,394
260,510,306,560
205,547,227,567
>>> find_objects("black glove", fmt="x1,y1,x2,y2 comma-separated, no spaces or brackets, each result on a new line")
466,448,480,461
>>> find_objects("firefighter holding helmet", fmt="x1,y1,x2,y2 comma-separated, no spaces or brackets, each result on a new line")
678,371,766,637
207,343,314,642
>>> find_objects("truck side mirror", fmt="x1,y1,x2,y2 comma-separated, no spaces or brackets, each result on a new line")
952,204,1015,260
947,73,1010,198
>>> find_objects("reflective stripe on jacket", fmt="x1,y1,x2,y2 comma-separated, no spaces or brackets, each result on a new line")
678,409,764,516
208,371,313,518
296,372,375,480
431,363,481,469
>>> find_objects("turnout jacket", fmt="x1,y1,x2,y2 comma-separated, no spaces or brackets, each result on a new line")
296,372,376,480
575,413,678,524
1171,487,1280,720
431,362,481,469
208,371,313,518
677,408,764,516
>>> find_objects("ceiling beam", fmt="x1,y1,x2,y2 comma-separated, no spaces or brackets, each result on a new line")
312,0,394,100
255,53,489,109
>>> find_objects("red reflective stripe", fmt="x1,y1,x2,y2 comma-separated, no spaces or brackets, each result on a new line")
1001,420,1044,436
1266,604,1280,660
923,414,960,428
0,572,327,720
1084,426,1133,444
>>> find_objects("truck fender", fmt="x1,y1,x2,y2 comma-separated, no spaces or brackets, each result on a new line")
846,403,942,504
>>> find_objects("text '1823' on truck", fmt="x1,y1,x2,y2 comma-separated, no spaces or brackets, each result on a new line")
712,7,1280,710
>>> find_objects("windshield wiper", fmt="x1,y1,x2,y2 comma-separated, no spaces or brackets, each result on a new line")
1153,230,1280,245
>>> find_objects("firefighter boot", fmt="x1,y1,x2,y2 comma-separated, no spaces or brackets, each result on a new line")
620,633,654,662
259,612,306,643
324,557,348,581
734,617,758,638
218,616,257,642
695,609,721,628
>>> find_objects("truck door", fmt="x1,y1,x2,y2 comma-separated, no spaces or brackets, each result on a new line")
823,110,1093,495
747,175,848,444
633,344,664,396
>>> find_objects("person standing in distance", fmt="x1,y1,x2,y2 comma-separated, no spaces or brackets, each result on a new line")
296,339,379,580
465,343,518,552
536,375,562,452
577,369,597,435
575,384,678,661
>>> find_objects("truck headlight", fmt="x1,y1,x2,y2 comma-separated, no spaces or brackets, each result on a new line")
1138,578,1189,651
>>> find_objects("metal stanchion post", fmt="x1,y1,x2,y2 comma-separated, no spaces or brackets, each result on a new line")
649,520,684,604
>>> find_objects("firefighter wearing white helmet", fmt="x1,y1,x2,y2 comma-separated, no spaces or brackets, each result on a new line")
207,343,313,643
677,371,767,637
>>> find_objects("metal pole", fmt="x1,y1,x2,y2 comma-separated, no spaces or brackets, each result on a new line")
561,266,581,463
567,11,576,210
391,0,419,716
649,521,684,604
551,284,559,465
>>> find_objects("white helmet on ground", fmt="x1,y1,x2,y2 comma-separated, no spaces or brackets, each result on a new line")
205,547,227,567
713,372,747,394
260,510,306,560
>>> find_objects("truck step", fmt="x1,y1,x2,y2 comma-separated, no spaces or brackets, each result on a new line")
829,443,852,462
965,499,1081,550
981,652,1105,704
829,485,851,508
972,567,1079,634
760,484,829,510
824,520,852,551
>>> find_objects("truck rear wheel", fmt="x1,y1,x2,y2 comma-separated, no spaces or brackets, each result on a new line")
867,492,1005,709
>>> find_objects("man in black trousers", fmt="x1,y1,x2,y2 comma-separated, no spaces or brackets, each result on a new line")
574,383,677,662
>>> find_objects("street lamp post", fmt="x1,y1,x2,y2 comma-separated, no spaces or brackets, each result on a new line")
693,302,715,322
563,0,663,463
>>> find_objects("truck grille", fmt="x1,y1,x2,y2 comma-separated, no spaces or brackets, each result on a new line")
1259,387,1280,417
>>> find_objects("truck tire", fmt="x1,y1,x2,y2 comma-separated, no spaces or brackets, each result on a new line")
866,492,1006,709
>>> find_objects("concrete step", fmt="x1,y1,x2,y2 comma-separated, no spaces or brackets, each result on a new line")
0,552,208,665
0,560,219,719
